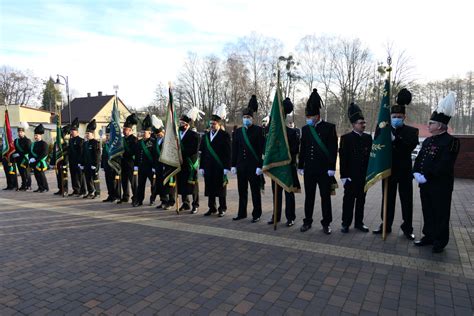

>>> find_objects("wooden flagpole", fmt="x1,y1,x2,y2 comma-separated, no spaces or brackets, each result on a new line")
273,181,278,231
382,178,388,240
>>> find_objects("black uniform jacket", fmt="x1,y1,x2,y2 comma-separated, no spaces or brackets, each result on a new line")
298,121,338,174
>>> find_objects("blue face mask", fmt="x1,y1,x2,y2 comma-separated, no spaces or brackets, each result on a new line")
306,119,313,126
243,118,252,127
391,117,404,128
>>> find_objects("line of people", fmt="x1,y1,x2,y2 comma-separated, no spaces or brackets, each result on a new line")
1,89,459,253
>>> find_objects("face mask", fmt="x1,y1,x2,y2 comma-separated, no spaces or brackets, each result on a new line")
179,125,186,132
306,119,313,126
243,118,252,127
391,118,404,128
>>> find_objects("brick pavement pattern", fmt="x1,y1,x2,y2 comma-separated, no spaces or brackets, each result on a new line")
0,170,473,315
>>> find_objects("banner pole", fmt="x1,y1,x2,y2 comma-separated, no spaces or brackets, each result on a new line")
382,177,388,240
273,181,278,231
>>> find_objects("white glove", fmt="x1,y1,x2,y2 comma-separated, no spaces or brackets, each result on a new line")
418,174,427,184
256,168,263,176
49,164,54,169
91,166,96,170
223,169,229,175
298,169,304,175
134,166,138,171
152,168,156,173
78,164,84,170
199,169,205,175
231,167,237,175
327,170,335,177
12,153,19,158
391,132,395,141
29,157,36,163
341,178,351,186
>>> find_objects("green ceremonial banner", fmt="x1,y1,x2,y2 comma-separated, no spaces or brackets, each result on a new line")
365,79,392,192
262,84,297,192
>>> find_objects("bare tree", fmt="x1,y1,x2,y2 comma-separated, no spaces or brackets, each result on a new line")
0,66,41,106
221,54,249,123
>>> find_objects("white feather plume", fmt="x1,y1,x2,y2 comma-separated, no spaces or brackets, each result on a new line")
151,114,163,129
436,91,456,117
262,115,270,124
20,121,29,130
213,103,227,120
186,106,205,122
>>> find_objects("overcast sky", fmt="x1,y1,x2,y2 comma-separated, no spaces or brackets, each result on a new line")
1,0,473,108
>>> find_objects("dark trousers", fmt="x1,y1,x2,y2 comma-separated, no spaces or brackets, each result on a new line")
70,164,86,195
84,167,100,195
3,159,18,189
55,163,68,194
420,181,453,249
136,168,153,204
270,180,295,222
208,189,227,212
17,163,31,188
33,169,48,191
104,167,119,200
381,175,413,233
181,182,199,209
121,163,136,201
236,167,262,219
342,180,366,227
303,172,332,227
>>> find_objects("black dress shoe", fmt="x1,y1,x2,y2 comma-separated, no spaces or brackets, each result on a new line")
373,225,391,234
190,207,198,214
179,205,190,212
132,201,143,207
267,218,280,225
204,209,217,216
162,204,173,210
102,197,113,202
286,220,295,227
218,211,225,217
432,246,444,253
33,189,41,192
251,217,260,223
232,216,247,221
53,191,61,195
341,226,349,233
323,226,332,235
355,224,369,233
300,224,311,232
404,232,415,240
414,238,433,247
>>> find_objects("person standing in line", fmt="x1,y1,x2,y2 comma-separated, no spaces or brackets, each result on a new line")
29,124,49,192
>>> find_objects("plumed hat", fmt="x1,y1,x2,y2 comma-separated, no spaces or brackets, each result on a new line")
151,114,164,133
391,88,412,114
430,91,456,125
70,117,79,131
124,113,138,128
181,106,204,123
141,114,152,131
306,89,323,116
211,103,227,122
62,124,71,136
34,124,44,135
86,119,96,133
18,121,29,132
242,95,258,117
283,97,294,117
348,102,364,124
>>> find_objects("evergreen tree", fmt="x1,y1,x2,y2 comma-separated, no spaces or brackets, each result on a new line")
41,77,62,112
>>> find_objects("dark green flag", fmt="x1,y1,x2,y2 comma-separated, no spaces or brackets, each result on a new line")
262,84,297,192
365,79,392,192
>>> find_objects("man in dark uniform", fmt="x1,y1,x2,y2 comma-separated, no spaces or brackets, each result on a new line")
29,124,49,192
50,124,70,196
339,103,372,233
177,108,201,214
413,92,460,253
266,98,301,227
133,115,157,207
2,142,18,190
373,89,418,240
232,95,265,223
119,113,138,204
152,124,176,210
199,104,231,217
13,123,32,190
102,123,119,202
68,118,86,197
298,89,338,234
81,119,101,199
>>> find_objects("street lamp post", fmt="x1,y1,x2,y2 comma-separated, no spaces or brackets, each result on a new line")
55,75,71,125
